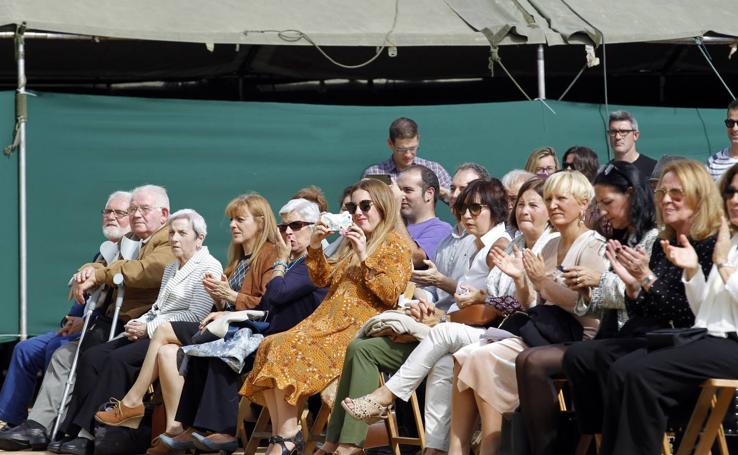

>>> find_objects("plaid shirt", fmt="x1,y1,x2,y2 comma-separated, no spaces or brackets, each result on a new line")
362,157,452,191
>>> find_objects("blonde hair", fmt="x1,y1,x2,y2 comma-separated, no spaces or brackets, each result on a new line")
525,146,559,174
543,170,594,205
656,160,722,241
333,178,412,268
223,193,279,276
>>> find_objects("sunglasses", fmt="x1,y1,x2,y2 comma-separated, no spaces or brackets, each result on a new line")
654,187,685,202
344,200,374,214
460,202,488,216
724,186,738,199
277,221,314,233
724,119,738,129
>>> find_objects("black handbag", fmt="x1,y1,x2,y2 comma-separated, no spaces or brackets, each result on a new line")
497,306,584,348
646,327,708,351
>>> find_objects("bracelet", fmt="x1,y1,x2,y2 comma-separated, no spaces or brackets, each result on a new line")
272,260,289,269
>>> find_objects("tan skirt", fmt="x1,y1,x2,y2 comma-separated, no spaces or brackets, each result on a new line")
454,337,528,414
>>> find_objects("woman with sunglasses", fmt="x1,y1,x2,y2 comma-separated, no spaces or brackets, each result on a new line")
328,178,514,455
240,179,413,455
94,193,280,453
562,146,600,183
595,162,738,455
515,161,657,455
561,160,721,455
449,170,608,454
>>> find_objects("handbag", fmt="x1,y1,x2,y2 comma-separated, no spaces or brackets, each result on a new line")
646,327,708,351
496,306,583,348
448,304,501,327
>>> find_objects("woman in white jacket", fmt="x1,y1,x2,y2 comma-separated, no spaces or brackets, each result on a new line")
600,163,738,455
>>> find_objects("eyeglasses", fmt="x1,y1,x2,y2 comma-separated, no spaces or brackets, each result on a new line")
394,146,419,154
725,119,738,129
535,166,556,175
460,203,488,216
654,187,685,202
344,200,374,214
128,205,160,216
724,186,738,199
607,129,635,137
101,209,129,219
277,221,314,233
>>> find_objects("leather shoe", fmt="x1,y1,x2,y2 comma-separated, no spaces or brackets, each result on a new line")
192,432,238,453
95,397,145,429
48,436,77,454
158,427,197,450
59,436,94,455
0,420,49,451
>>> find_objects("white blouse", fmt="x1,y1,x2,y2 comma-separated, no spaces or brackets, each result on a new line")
682,234,738,337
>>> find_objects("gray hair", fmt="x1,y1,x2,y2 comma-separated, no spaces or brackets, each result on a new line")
501,169,535,191
609,110,639,131
279,198,320,223
455,162,490,181
131,184,170,210
105,190,132,207
168,209,207,239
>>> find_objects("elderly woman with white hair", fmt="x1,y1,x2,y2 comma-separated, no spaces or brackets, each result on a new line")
54,209,222,454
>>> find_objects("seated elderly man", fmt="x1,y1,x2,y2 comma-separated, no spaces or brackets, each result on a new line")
0,191,131,432
53,209,222,455
0,184,175,452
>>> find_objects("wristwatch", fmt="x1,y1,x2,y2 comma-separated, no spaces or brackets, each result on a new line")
641,273,657,288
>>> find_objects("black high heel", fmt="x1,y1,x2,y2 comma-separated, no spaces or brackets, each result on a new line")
268,430,304,455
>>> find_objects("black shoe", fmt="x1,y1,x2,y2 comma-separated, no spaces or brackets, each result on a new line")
48,436,76,454
59,436,94,455
0,420,49,451
267,430,304,455
192,432,238,454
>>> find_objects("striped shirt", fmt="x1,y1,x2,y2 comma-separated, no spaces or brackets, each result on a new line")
706,147,738,181
362,157,452,192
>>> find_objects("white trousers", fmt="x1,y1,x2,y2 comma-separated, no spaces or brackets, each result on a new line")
385,322,484,451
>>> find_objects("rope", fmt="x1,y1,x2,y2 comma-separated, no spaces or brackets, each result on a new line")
242,0,400,70
695,37,736,100
481,27,533,101
558,63,588,101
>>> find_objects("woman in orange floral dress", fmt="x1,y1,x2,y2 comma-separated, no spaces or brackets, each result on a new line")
240,178,413,455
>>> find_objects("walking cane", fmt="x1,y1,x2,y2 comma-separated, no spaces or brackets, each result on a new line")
108,273,125,341
50,286,108,441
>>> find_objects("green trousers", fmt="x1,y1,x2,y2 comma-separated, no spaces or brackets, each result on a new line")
325,336,418,447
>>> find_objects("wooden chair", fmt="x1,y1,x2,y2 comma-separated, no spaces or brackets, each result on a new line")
674,378,737,455
379,374,425,455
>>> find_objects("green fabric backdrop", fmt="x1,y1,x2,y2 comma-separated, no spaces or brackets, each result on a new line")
0,92,730,340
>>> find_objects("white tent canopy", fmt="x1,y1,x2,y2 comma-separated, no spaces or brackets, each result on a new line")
0,0,736,47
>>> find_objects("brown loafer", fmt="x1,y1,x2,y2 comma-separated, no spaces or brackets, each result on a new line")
94,397,145,429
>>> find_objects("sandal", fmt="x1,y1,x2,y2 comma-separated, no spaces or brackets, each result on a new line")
269,430,304,455
341,396,390,424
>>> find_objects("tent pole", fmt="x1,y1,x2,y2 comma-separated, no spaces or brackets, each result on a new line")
537,45,546,99
16,26,28,341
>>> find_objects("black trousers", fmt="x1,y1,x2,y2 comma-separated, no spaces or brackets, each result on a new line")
61,336,151,434
562,337,648,435
599,336,738,455
516,344,568,455
175,354,254,435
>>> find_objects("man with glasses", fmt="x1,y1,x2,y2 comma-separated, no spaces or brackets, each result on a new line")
0,191,132,449
607,110,657,178
706,99,738,181
0,185,174,453
363,117,452,203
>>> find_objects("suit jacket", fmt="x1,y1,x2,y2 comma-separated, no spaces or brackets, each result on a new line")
87,225,176,321
133,246,223,337
235,242,278,310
